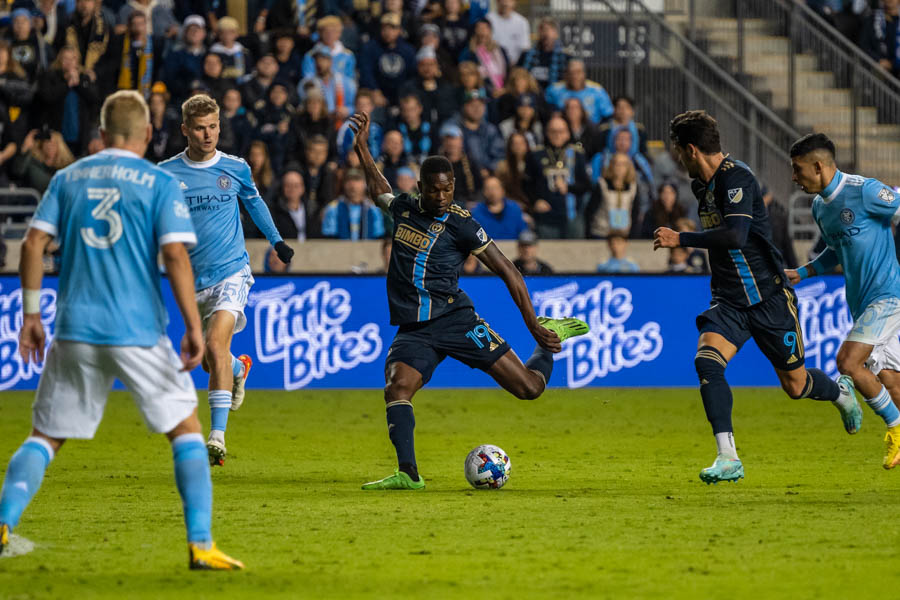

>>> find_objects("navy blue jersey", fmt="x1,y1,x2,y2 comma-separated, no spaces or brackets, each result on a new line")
691,157,786,308
385,193,492,326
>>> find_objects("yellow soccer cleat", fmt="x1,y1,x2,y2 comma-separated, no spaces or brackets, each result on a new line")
884,425,900,470
0,523,9,556
188,542,245,570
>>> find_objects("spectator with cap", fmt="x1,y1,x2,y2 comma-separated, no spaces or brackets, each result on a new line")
416,22,457,83
596,232,640,273
376,129,414,190
762,183,799,268
518,17,570,89
498,92,543,147
299,43,356,121
513,229,553,275
439,121,483,205
301,15,356,79
269,164,321,240
453,87,505,173
458,18,509,96
240,52,280,114
273,29,306,85
487,0,530,65
392,93,435,163
321,169,386,240
335,90,383,164
161,14,207,102
596,95,648,157
210,16,252,80
360,12,417,106
472,176,529,239
525,115,590,239
58,0,117,95
398,45,459,125
35,45,99,156
545,59,613,123
115,11,160,99
8,7,52,81
437,0,470,59
496,66,544,123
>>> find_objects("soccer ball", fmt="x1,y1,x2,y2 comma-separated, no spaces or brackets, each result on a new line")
464,444,511,489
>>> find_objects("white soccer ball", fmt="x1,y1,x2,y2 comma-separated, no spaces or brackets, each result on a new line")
464,444,511,489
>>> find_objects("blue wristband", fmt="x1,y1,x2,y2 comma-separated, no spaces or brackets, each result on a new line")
797,266,809,280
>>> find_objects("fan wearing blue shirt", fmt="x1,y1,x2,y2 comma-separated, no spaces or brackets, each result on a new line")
471,176,529,240
788,133,900,469
159,94,294,467
596,233,640,273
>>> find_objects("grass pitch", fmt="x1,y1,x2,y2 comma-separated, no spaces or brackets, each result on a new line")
1,388,899,599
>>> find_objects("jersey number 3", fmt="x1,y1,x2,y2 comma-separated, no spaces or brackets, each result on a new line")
81,188,123,249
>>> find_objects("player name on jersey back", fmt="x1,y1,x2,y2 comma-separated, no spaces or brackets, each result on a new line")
64,163,156,187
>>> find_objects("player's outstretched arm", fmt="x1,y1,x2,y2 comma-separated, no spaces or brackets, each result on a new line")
18,227,52,363
349,112,393,212
476,242,562,353
161,242,205,371
655,215,751,251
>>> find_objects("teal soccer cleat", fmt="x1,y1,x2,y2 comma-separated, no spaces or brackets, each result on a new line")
699,456,744,485
835,375,863,434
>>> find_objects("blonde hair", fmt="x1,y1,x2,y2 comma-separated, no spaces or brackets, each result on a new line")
33,132,75,170
181,93,220,126
504,67,539,95
100,90,150,141
602,152,636,186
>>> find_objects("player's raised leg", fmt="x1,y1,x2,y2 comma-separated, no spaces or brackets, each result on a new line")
204,310,238,466
774,366,860,433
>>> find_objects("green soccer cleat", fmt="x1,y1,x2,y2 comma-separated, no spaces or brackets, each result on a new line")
361,470,426,490
699,456,744,485
0,523,8,556
537,316,590,343
836,375,863,435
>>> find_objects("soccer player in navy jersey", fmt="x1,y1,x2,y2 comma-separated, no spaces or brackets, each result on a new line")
348,111,589,490
653,111,859,484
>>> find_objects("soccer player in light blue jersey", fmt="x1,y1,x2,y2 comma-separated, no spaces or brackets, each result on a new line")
787,133,900,469
160,94,294,467
0,91,242,568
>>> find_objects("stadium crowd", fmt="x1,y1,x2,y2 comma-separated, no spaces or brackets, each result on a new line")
0,0,828,273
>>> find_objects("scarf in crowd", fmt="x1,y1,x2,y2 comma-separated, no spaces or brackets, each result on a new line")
118,33,154,98
873,9,900,70
475,45,505,90
65,11,109,71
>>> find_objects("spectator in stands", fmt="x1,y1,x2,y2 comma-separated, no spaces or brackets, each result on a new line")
11,127,73,193
439,122,483,204
117,0,180,38
219,87,253,158
116,12,159,99
395,165,417,193
336,91,382,165
668,247,696,273
273,29,305,85
455,87,505,174
241,53,280,115
248,139,274,197
196,52,230,102
594,127,654,190
596,232,639,273
398,46,459,126
8,7,51,81
290,90,336,163
495,131,529,207
674,217,710,273
513,229,553,275
762,183,799,268
299,44,356,120
640,181,683,239
36,45,99,156
586,152,640,239
860,0,900,78
269,165,320,240
146,85,185,162
254,80,296,173
210,16,251,80
302,15,355,79
472,176,529,239
457,60,488,107
459,18,509,96
0,38,35,116
525,115,589,239
437,0,470,59
393,93,435,163
596,95,648,156
498,92,542,147
36,0,69,48
545,59,613,123
162,15,207,102
808,0,866,43
496,66,544,123
59,0,117,95
652,143,698,225
376,129,413,189
301,133,337,214
518,17,569,89
360,13,416,106
321,169,385,240
563,97,598,156
416,23,457,84
487,0,530,65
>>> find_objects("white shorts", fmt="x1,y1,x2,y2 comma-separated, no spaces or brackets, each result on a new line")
32,337,197,439
847,298,900,374
196,265,255,334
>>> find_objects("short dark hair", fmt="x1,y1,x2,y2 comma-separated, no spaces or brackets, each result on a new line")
669,110,721,154
420,155,453,180
613,95,635,108
789,133,835,159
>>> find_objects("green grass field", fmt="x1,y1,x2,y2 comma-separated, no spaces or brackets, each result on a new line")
1,388,899,599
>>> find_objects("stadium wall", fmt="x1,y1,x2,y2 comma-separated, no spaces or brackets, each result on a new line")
0,274,850,391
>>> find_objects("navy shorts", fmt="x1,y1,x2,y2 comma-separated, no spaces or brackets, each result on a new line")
386,308,512,384
696,287,805,371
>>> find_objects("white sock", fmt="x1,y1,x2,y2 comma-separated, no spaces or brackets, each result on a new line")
715,432,738,460
834,377,856,410
208,430,225,444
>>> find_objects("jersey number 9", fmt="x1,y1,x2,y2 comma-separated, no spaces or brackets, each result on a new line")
81,188,123,249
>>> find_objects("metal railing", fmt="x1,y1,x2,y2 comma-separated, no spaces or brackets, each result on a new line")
0,188,40,240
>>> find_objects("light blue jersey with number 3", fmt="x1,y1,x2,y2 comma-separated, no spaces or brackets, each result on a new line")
30,148,197,347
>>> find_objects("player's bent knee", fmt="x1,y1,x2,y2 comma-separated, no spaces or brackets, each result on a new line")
516,376,545,400
836,353,865,378
782,379,807,400
695,346,728,382
385,377,419,402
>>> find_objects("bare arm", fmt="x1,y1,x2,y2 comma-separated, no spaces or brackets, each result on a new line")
18,228,52,363
161,242,204,371
476,242,561,353
349,112,393,212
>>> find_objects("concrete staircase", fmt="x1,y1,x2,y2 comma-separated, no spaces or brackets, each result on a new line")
676,3,900,185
